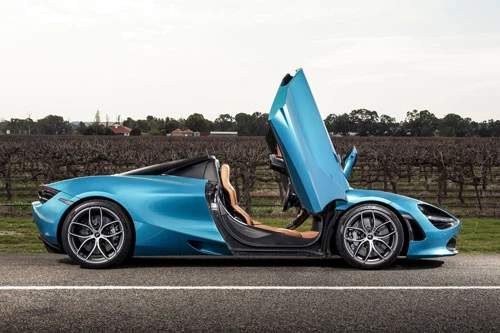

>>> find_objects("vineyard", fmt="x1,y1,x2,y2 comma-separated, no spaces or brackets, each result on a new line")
1,135,499,217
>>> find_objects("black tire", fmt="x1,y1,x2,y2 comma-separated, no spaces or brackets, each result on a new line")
335,204,404,269
61,200,134,269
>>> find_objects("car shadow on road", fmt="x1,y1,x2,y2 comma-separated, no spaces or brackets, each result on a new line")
390,258,445,270
104,256,445,271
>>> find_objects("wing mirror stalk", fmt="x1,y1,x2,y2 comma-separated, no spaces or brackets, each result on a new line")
342,146,357,179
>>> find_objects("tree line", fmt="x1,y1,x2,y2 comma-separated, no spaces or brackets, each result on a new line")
1,108,500,137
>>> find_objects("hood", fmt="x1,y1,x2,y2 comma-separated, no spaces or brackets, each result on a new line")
268,69,349,213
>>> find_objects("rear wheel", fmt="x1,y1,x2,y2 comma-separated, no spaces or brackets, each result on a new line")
61,200,134,269
335,204,404,269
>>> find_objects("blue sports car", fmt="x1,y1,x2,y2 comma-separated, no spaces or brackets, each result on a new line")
32,69,461,269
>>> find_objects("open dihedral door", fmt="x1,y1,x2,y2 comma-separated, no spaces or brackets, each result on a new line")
268,69,349,214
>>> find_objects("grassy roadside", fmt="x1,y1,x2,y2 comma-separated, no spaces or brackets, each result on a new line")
458,218,500,254
0,217,46,254
0,216,498,254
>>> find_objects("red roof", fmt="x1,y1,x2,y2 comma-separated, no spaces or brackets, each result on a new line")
171,128,194,136
109,124,131,134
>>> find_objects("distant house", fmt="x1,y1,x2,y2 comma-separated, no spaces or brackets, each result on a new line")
171,128,194,137
170,129,183,136
183,129,194,136
109,123,132,136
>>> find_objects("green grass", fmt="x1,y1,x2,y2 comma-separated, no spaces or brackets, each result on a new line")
0,216,499,254
0,217,45,254
458,218,500,253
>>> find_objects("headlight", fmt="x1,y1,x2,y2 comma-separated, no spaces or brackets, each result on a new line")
418,204,459,230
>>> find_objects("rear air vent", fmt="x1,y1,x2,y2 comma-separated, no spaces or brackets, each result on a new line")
38,186,59,203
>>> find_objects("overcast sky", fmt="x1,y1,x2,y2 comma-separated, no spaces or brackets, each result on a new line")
1,0,499,123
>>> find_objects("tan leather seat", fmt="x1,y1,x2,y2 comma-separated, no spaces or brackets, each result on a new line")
220,163,254,226
220,164,318,239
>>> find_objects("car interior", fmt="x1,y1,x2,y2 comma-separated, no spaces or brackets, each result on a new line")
219,163,319,239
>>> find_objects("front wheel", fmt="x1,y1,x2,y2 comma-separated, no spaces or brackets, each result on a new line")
61,200,134,269
335,204,404,269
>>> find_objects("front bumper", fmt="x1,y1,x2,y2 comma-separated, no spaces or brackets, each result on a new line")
406,223,461,258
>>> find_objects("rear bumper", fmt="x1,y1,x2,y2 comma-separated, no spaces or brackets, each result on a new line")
39,234,65,254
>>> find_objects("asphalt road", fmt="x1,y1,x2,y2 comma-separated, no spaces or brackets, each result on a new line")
1,254,500,332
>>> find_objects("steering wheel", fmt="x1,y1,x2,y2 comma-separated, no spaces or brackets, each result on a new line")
282,182,299,212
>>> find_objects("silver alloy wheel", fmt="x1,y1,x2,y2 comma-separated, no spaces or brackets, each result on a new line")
66,205,125,264
341,207,400,266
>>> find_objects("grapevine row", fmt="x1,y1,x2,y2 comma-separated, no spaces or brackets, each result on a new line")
1,135,499,216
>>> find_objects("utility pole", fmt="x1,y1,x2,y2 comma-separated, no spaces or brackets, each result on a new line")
28,112,31,136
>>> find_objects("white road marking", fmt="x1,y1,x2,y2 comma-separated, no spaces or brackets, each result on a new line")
1,286,500,291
